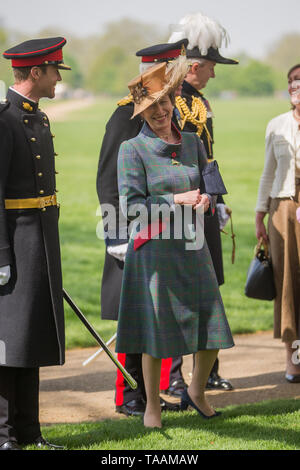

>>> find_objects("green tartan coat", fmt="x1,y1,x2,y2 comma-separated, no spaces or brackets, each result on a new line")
116,123,233,358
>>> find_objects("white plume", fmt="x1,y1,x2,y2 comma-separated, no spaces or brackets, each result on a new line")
168,12,230,55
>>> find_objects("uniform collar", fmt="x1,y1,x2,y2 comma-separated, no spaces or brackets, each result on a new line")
7,87,39,113
140,121,182,158
182,80,202,98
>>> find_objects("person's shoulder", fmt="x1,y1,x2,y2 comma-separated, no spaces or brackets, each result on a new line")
0,99,10,115
267,110,292,129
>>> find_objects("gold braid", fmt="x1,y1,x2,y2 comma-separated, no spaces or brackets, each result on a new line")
117,94,133,106
175,95,213,156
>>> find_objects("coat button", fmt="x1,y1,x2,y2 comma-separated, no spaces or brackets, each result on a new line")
38,172,43,177
36,155,41,159
54,152,58,156
39,190,44,195
24,119,29,124
41,207,47,212
55,171,59,174
31,137,36,142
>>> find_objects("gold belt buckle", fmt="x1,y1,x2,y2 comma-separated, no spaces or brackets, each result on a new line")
39,195,56,209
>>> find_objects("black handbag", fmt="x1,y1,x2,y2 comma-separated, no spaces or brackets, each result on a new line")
201,160,228,195
244,238,276,300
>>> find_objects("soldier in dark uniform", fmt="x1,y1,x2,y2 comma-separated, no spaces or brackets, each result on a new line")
0,37,71,450
97,41,188,417
169,12,238,390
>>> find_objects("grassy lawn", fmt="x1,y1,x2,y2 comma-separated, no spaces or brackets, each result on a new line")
26,398,299,451
45,96,289,348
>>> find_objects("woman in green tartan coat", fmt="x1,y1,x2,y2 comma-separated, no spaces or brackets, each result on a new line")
116,60,234,428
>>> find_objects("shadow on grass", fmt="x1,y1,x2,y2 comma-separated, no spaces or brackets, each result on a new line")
40,398,300,450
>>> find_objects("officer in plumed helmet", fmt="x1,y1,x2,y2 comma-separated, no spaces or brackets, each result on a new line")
0,37,70,450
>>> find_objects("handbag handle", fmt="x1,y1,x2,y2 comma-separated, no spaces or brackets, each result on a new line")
255,237,269,258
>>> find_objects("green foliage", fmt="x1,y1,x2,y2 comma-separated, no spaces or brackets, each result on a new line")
206,59,276,97
61,52,83,89
86,46,139,96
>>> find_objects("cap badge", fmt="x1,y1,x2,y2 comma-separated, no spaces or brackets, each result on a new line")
23,102,33,112
181,44,186,56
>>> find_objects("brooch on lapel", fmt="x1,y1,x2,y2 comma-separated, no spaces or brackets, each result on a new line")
171,151,181,166
23,102,33,112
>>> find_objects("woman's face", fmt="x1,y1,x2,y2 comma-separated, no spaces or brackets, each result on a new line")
288,67,300,96
142,95,173,135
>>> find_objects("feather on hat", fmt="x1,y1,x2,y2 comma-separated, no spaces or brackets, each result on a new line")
168,12,238,65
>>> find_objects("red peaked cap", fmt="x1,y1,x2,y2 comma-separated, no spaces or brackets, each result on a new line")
3,36,71,70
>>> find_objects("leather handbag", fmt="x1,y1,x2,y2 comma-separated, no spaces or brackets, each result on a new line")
201,160,228,195
244,238,276,301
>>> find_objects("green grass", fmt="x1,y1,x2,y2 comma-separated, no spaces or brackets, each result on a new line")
25,398,300,450
46,96,289,348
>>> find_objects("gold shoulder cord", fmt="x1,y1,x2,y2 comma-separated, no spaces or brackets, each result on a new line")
117,94,133,106
175,95,213,156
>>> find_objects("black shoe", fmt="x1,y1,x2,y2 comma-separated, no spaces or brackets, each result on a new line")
180,388,221,419
0,441,21,450
206,372,234,390
23,436,64,450
160,397,180,412
161,379,187,398
285,373,300,383
116,398,146,417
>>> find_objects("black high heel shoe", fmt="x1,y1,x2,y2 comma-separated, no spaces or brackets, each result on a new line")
180,388,221,419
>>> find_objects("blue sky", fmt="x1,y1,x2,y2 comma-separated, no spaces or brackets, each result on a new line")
1,0,299,59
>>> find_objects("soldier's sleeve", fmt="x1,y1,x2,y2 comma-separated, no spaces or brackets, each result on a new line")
96,104,142,246
0,117,13,267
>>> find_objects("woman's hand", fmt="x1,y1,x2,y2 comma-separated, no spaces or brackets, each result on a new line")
174,189,201,207
255,212,268,242
194,193,210,213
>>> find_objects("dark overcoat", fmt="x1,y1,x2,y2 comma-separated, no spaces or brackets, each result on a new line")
96,101,143,320
0,88,65,368
175,80,224,285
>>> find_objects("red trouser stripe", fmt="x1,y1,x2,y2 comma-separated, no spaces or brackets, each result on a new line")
115,353,126,406
160,358,173,390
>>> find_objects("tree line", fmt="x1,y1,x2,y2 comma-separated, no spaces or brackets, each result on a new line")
0,19,299,98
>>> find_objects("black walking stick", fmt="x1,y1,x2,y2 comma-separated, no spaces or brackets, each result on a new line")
63,289,137,390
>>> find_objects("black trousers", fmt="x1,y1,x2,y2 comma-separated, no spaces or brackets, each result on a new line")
0,366,41,446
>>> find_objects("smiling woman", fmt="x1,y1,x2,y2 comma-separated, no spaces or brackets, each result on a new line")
116,59,234,429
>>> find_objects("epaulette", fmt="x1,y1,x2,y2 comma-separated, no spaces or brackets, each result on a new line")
0,99,10,114
117,94,133,106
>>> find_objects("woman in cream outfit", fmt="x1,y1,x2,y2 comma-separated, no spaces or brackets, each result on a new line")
256,64,300,383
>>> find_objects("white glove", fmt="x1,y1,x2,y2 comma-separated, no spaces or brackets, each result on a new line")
107,243,128,262
217,204,231,231
0,265,11,286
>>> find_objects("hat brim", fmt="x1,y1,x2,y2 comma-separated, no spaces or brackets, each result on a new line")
57,63,72,70
130,57,189,119
186,46,238,65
